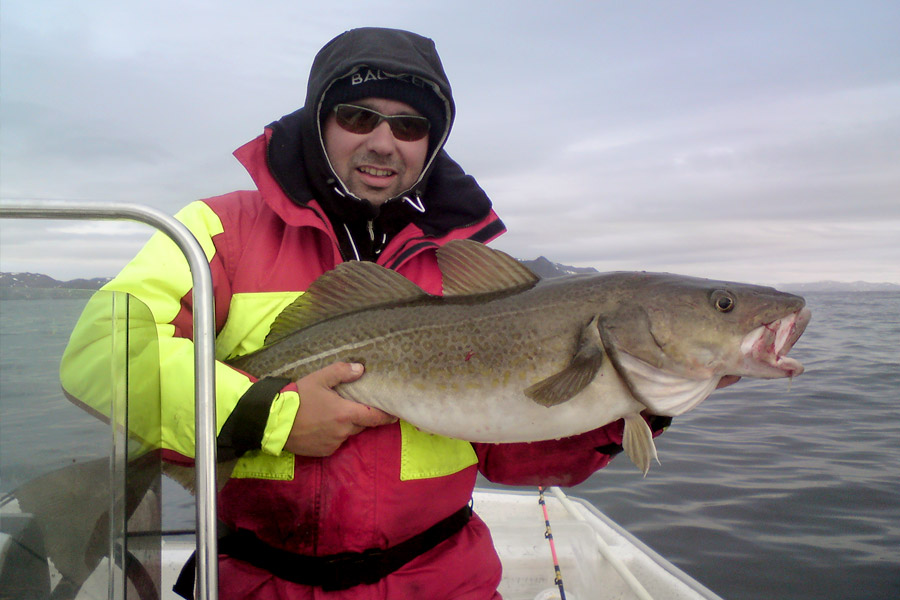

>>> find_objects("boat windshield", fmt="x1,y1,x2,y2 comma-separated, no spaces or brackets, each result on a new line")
1,288,171,600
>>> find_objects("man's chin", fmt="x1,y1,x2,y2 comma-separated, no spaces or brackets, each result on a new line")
346,184,398,206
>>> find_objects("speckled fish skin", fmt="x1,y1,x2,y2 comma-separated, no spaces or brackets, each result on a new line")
229,241,810,471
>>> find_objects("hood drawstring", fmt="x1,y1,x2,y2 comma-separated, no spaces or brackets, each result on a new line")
402,193,426,213
368,221,388,256
334,187,425,261
342,222,361,261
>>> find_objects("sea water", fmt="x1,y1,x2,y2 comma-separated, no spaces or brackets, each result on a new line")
509,291,900,599
2,292,899,599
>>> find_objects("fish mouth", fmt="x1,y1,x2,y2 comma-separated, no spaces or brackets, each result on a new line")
737,307,811,378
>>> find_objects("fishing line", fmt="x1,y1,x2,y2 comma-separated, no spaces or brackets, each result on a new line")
538,485,567,600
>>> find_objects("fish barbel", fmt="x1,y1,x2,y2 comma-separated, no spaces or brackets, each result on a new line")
230,240,810,473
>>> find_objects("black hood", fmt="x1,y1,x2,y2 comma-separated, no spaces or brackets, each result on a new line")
268,27,455,227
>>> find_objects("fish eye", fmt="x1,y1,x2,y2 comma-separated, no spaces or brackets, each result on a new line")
711,290,736,313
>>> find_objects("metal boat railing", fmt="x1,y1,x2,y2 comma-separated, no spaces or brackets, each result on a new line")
1,200,219,600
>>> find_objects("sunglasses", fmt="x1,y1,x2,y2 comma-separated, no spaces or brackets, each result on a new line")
333,104,431,142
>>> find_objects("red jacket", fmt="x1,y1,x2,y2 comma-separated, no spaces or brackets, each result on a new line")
196,130,627,599
215,132,631,598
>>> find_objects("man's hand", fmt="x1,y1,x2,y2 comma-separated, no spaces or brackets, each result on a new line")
284,362,397,457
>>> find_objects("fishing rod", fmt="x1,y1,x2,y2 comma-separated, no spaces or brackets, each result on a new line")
538,485,567,600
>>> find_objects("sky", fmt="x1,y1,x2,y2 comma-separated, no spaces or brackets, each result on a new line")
1,0,898,285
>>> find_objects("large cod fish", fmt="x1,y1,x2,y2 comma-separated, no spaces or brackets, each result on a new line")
230,240,810,474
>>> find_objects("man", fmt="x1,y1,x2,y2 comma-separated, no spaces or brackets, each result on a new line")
62,27,668,598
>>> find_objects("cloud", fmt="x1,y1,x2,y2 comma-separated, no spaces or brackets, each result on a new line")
493,218,900,285
478,82,900,232
0,220,151,279
2,1,899,283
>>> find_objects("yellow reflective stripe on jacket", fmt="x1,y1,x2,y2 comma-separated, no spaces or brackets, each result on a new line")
399,420,477,481
237,421,481,482
59,290,162,452
108,201,221,328
59,201,299,459
215,291,302,459
97,201,237,457
259,391,299,457
232,451,295,480
216,292,300,361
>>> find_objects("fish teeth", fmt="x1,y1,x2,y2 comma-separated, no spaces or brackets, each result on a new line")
739,308,810,376
740,326,765,356
773,314,794,356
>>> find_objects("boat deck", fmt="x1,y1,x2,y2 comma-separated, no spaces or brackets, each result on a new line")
149,487,721,600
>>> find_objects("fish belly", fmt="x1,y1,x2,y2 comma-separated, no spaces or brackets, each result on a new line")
243,295,648,441
338,359,646,443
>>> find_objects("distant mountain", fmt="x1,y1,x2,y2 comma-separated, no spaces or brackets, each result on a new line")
518,261,899,290
0,272,110,299
783,281,900,293
1,272,110,290
520,256,597,279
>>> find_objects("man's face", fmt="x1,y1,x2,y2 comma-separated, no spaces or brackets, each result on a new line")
323,97,430,206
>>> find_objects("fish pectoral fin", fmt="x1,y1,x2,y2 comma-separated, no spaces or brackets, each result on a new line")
622,413,659,476
524,316,605,407
438,239,540,297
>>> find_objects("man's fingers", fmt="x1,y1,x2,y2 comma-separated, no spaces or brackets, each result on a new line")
350,405,398,428
285,362,395,457
312,361,365,388
310,361,394,427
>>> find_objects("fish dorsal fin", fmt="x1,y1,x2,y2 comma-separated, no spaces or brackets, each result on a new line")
524,316,606,406
265,261,430,345
437,239,540,297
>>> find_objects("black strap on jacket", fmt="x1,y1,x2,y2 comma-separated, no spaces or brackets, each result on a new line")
217,376,292,461
173,504,472,597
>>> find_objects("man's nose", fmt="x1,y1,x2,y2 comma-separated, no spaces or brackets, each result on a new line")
365,120,397,153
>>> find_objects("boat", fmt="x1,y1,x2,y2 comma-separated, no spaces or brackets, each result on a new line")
2,486,722,600
469,487,722,600
0,201,723,600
